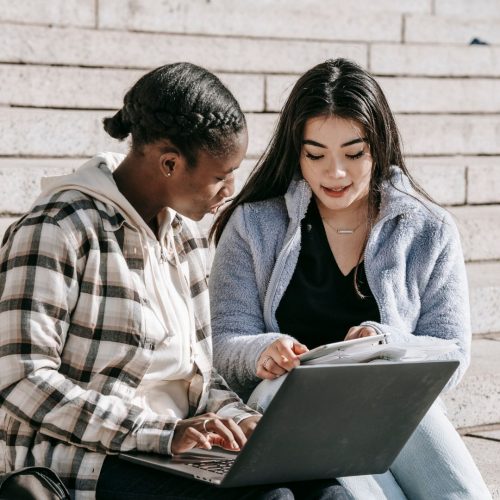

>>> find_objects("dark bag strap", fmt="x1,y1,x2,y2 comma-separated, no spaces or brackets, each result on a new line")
0,466,71,499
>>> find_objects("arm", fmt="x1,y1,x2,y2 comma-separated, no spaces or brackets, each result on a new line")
362,215,471,390
210,206,288,395
0,216,178,455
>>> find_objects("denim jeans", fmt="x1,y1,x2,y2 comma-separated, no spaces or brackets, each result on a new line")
96,455,350,500
248,378,492,500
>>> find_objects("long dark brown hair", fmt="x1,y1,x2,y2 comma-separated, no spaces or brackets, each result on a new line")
212,58,433,249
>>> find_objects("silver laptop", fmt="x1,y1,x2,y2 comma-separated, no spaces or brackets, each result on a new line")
120,360,458,487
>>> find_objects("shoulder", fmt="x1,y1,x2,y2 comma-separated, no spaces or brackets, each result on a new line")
231,196,287,232
9,190,124,248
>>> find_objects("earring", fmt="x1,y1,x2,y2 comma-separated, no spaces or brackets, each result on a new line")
162,160,174,178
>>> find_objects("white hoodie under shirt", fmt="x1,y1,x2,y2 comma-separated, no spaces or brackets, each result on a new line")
40,153,196,423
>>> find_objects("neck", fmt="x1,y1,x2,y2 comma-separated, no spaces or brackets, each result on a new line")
316,195,369,227
113,153,165,226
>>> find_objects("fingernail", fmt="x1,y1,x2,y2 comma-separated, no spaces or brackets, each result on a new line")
231,441,239,450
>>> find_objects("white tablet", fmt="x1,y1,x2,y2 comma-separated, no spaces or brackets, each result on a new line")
299,333,389,363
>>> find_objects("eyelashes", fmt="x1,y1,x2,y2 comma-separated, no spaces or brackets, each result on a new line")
305,152,323,160
346,151,365,160
305,150,365,161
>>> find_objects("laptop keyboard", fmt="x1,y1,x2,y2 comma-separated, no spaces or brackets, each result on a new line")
190,459,234,475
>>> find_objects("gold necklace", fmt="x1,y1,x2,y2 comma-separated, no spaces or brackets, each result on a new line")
321,217,365,235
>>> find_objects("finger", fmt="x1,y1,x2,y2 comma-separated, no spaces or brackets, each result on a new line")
359,328,377,337
206,419,240,450
292,342,309,355
221,418,247,449
274,341,300,369
186,427,212,451
256,357,286,379
344,327,360,340
262,357,287,377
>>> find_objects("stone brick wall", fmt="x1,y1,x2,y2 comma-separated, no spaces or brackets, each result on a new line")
1,0,499,333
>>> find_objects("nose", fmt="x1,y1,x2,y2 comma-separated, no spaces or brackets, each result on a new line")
326,157,346,179
220,176,235,198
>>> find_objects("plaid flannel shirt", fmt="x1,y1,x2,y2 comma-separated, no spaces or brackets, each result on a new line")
0,188,258,499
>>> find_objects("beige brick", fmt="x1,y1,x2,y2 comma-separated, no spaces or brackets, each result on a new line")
266,75,500,113
250,113,500,159
246,113,278,158
406,157,466,206
0,109,275,160
0,159,84,214
0,0,95,27
99,0,401,42
467,160,500,204
379,77,500,113
0,65,264,113
435,0,500,19
219,74,265,112
234,159,257,193
450,206,500,261
268,75,500,114
468,262,500,334
0,217,18,241
371,44,500,77
0,24,366,74
266,75,298,112
267,0,430,13
0,65,141,109
443,339,500,428
405,14,500,44
396,115,500,156
0,108,128,157
445,339,500,440
463,437,500,499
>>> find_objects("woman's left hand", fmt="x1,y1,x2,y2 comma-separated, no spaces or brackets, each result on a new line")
344,325,378,340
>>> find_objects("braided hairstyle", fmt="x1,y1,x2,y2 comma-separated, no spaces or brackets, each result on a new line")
103,62,246,166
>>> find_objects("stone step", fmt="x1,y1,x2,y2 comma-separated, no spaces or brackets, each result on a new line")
0,0,432,31
266,75,500,113
467,262,500,334
98,1,402,42
463,435,500,498
451,207,500,262
371,43,500,77
0,0,95,27
435,0,500,19
1,159,500,260
0,23,366,74
444,336,500,429
405,14,500,45
1,157,500,212
3,109,500,159
0,64,265,113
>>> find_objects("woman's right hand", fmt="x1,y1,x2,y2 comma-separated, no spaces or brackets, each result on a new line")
171,413,248,455
256,337,308,380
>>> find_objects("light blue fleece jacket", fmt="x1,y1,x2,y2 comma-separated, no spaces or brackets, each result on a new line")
210,167,471,398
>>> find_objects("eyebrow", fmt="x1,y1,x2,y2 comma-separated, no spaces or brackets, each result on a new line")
302,137,367,148
222,166,240,175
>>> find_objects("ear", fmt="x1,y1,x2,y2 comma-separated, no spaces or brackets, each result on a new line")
159,152,180,178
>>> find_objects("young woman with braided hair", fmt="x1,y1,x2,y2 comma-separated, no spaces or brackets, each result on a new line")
0,62,349,499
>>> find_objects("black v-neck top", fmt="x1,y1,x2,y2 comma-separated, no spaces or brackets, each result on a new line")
275,200,380,349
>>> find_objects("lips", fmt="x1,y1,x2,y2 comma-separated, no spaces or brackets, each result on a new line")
322,183,352,197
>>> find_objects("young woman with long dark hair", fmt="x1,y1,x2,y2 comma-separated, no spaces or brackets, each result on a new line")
210,58,491,499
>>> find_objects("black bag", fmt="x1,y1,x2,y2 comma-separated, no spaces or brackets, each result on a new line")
0,466,70,499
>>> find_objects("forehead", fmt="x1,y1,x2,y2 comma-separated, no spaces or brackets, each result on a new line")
196,130,248,171
303,116,365,145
